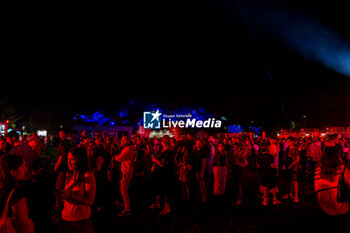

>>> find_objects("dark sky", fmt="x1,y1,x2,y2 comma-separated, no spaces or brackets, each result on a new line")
2,0,350,128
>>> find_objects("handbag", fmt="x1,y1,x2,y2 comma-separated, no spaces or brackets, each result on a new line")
0,188,17,233
337,167,350,203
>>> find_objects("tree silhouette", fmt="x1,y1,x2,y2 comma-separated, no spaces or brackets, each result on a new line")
0,97,21,124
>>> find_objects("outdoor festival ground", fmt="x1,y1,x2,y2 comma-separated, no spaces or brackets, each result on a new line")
31,154,336,233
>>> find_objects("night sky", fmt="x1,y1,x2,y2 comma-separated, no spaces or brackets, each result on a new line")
2,0,350,129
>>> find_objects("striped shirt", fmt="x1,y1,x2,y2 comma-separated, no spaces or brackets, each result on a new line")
314,166,349,215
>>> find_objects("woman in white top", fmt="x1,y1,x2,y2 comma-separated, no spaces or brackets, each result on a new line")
58,147,96,233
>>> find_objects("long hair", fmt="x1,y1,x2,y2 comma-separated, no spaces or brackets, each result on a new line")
320,146,342,178
66,147,91,187
0,155,23,197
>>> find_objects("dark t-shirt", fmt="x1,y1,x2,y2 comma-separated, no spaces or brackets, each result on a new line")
287,146,300,172
213,150,227,167
184,139,195,155
154,149,175,176
258,152,274,170
93,144,111,183
192,147,209,173
93,145,111,167
55,139,72,173
153,149,176,196
57,139,71,157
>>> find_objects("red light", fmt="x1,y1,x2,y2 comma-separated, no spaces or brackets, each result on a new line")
5,120,9,124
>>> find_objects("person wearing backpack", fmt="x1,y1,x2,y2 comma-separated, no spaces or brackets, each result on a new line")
0,155,34,233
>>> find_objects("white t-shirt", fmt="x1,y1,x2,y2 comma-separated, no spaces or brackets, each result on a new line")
61,172,95,221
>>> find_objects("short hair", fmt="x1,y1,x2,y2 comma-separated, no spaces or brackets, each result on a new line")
0,155,23,191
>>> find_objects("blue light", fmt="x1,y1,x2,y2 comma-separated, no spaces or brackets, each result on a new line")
249,126,260,135
228,125,243,133
242,1,350,77
79,114,89,121
78,111,111,125
198,107,205,114
119,109,128,118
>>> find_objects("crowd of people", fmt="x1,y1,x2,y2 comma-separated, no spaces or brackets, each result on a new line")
1,129,350,233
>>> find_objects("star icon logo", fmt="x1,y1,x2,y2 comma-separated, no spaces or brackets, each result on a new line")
150,110,162,122
143,110,162,129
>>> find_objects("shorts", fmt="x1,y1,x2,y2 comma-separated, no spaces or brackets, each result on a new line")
261,169,277,188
